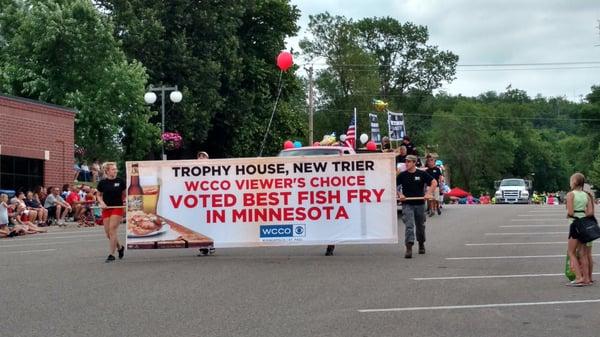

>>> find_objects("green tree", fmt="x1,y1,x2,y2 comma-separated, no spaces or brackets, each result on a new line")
430,101,517,192
0,0,158,161
97,0,305,158
300,13,458,142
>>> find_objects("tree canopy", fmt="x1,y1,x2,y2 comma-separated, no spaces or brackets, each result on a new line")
96,0,306,158
0,0,158,161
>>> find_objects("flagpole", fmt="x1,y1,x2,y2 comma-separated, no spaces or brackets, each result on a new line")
387,110,393,149
354,107,357,150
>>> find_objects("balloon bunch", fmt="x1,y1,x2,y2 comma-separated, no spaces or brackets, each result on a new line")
358,133,377,151
372,99,388,112
283,140,303,149
320,133,337,146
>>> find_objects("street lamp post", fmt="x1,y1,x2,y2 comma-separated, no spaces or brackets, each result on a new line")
144,85,183,160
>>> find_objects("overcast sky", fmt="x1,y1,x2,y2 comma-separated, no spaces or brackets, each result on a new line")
287,0,600,100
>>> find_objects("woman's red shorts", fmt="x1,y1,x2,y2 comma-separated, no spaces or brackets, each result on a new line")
101,208,124,220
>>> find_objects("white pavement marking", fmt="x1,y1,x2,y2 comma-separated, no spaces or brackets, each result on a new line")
485,232,567,236
511,219,565,222
465,242,564,246
500,225,564,228
3,249,57,254
6,234,105,241
413,272,600,280
446,254,600,260
43,229,104,235
518,215,563,217
526,211,567,213
358,299,600,313
0,239,103,248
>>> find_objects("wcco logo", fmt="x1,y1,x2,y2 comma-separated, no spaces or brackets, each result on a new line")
260,225,305,238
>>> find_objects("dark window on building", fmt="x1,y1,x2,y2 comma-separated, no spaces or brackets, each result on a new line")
0,155,44,192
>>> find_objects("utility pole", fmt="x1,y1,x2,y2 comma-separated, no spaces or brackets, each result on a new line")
307,66,314,144
596,19,600,46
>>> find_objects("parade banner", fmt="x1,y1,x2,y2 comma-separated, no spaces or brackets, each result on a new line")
125,154,398,249
388,111,406,141
369,113,381,144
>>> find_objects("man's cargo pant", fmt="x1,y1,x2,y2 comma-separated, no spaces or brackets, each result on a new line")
401,203,426,244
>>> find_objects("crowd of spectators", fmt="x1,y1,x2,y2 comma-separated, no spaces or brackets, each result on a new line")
73,159,103,182
1,183,101,238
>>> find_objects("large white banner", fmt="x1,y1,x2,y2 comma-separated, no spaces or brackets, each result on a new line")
125,154,398,249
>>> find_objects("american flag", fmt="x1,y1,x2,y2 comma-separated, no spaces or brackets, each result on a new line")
345,116,356,149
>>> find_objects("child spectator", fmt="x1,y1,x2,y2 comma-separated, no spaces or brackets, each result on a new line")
15,203,47,233
1,193,12,237
7,203,32,235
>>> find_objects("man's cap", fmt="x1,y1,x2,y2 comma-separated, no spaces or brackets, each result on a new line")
406,155,418,162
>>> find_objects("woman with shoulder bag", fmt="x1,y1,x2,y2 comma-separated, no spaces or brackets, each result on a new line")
565,173,594,286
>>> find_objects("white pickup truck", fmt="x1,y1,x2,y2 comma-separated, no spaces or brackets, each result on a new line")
494,178,532,204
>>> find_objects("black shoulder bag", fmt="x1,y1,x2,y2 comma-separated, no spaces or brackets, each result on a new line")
573,216,600,243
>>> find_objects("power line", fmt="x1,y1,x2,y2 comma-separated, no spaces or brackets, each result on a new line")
307,65,600,73
313,110,600,122
304,61,600,68
459,66,600,72
458,61,600,67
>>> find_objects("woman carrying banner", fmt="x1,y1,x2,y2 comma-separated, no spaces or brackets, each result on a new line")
97,162,126,262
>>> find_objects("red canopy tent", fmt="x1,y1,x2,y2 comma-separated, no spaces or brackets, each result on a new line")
446,187,470,198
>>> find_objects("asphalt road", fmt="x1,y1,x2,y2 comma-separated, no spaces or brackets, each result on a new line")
2,205,599,337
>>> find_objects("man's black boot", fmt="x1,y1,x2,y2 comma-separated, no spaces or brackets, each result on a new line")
405,243,413,259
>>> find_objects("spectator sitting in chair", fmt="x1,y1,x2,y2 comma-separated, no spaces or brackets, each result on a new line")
25,191,48,225
5,203,27,236
14,193,38,224
66,185,87,224
44,186,71,226
14,203,47,233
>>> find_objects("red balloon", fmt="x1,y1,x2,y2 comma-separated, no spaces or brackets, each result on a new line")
366,141,377,151
312,142,321,146
276,51,293,71
283,140,294,149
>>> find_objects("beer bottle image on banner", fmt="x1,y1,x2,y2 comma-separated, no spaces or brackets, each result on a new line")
127,163,143,212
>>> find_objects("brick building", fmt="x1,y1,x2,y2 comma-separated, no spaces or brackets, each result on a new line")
0,94,75,193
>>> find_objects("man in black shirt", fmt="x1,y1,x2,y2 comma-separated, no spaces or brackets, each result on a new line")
396,155,437,258
425,155,444,217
